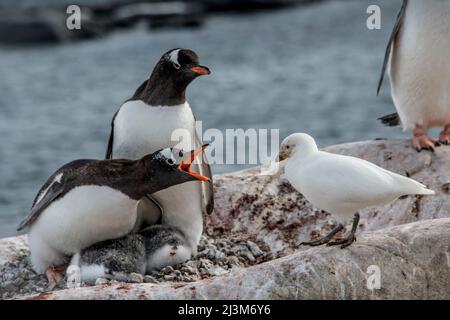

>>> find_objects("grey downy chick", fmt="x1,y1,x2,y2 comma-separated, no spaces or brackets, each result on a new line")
71,234,146,284
72,224,191,283
141,224,191,273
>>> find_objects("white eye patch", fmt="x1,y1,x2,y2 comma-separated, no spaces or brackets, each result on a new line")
168,49,181,69
171,148,185,163
159,147,184,164
160,147,176,163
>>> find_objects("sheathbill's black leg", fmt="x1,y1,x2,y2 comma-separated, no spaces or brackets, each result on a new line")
300,223,344,246
327,213,360,249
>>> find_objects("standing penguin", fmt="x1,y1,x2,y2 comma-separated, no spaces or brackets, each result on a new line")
105,48,214,254
17,146,209,283
378,1,450,151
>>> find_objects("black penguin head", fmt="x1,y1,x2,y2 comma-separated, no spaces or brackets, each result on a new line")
141,144,210,193
138,49,211,106
160,48,210,83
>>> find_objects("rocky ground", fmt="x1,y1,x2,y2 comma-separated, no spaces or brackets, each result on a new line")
0,235,268,299
1,139,450,299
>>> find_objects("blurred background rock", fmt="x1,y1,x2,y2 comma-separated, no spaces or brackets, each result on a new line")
0,0,406,236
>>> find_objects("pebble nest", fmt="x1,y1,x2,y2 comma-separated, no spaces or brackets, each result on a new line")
0,236,269,299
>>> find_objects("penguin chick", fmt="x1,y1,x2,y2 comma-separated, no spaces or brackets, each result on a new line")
140,224,192,272
72,225,191,283
73,234,146,284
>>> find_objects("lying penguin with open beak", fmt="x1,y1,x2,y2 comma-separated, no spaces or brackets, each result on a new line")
71,224,189,284
17,145,210,284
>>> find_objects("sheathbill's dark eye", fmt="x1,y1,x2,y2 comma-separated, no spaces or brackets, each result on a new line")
179,150,184,157
166,158,175,165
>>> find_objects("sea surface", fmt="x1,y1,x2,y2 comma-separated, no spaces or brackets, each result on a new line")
0,0,407,237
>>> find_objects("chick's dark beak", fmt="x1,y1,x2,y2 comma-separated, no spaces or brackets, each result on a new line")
191,65,210,76
178,144,211,182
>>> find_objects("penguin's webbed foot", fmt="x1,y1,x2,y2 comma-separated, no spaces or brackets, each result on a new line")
46,266,64,284
413,127,440,152
438,125,450,145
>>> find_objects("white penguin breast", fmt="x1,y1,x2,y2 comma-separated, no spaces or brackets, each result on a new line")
111,99,203,248
113,100,196,159
390,1,450,129
30,186,138,254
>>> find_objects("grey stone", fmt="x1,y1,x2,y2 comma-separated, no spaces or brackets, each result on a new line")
95,278,109,286
143,276,158,284
246,241,264,257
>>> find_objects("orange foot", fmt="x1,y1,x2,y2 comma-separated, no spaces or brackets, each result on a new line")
413,126,440,152
45,266,64,284
439,124,450,145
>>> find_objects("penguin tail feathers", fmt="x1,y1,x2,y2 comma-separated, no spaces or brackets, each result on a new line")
378,112,400,127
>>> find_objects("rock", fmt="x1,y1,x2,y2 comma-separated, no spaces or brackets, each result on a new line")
181,266,196,275
185,260,200,269
203,0,322,13
238,251,255,262
143,275,158,284
0,7,104,45
246,241,264,257
95,278,109,286
0,0,324,45
161,266,174,274
8,219,450,299
129,273,144,283
2,139,450,299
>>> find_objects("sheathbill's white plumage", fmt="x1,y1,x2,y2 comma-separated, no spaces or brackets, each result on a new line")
279,133,435,248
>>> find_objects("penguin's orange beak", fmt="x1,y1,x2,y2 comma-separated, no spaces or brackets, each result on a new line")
178,144,211,182
191,65,210,76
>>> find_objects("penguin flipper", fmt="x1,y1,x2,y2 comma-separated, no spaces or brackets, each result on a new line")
377,0,408,95
20,159,94,231
17,181,65,231
105,109,120,159
195,132,214,215
106,78,149,160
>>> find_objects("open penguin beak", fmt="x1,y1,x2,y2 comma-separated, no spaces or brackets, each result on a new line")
191,65,210,76
178,144,211,182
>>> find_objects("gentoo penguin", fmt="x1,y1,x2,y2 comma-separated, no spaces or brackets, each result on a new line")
377,0,450,151
72,234,147,284
105,48,214,254
17,145,210,283
141,224,191,272
72,225,189,283
278,133,434,248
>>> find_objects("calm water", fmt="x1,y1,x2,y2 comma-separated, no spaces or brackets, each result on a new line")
0,0,406,237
